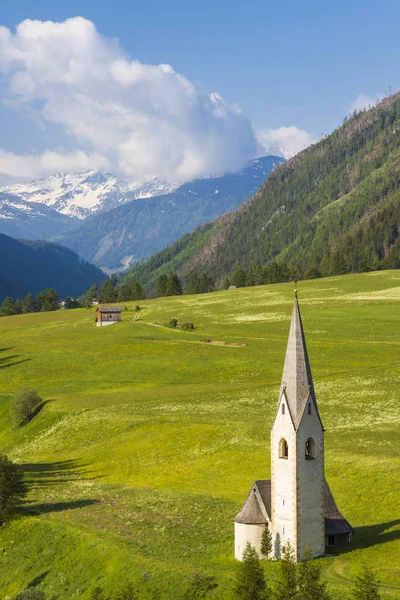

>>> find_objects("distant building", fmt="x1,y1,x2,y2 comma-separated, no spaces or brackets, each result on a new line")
228,285,237,290
96,306,122,327
234,295,353,562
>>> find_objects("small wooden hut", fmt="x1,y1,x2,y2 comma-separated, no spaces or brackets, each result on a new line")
96,306,122,327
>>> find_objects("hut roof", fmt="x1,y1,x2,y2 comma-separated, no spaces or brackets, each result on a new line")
235,478,353,535
97,306,122,313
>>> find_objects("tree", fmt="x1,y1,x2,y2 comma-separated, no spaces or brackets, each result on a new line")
232,269,246,288
183,572,218,599
0,454,26,526
14,298,23,314
84,284,98,307
233,542,270,600
274,542,298,600
36,288,59,312
10,388,42,427
22,293,36,314
1,296,16,316
165,272,182,296
298,548,329,600
99,279,117,304
187,273,200,295
222,277,230,289
351,564,380,600
64,296,80,309
156,274,168,297
260,523,273,558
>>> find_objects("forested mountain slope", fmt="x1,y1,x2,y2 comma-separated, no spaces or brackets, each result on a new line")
54,156,283,270
0,234,104,302
126,93,400,292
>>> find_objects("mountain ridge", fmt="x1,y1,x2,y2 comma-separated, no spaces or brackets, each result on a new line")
123,92,400,292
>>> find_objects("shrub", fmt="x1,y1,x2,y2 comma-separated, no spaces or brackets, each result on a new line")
10,388,42,427
182,322,195,330
169,318,178,328
135,305,141,312
0,454,26,526
183,572,218,599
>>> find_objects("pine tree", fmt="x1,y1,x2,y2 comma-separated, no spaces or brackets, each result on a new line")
156,274,168,297
99,279,117,303
351,564,381,600
1,296,16,316
187,273,200,295
298,548,329,600
0,454,27,525
222,277,230,289
84,284,98,307
117,282,133,302
260,523,273,558
274,542,298,600
22,292,36,313
14,298,23,314
233,542,270,600
165,272,182,296
36,288,59,312
232,268,246,288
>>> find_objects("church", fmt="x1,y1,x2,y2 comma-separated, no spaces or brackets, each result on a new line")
234,295,353,562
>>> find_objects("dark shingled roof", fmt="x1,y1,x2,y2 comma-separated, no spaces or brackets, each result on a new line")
279,298,324,430
235,478,353,535
97,306,122,313
235,480,271,524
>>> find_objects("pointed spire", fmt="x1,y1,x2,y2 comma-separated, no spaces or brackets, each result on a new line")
280,295,322,429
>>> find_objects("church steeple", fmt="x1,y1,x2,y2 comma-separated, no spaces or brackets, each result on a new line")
279,296,323,430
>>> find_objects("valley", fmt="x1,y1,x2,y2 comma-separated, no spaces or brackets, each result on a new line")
0,272,399,598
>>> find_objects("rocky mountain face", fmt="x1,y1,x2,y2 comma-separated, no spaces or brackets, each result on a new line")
1,170,179,220
0,192,77,239
0,233,104,303
124,93,400,292
53,155,284,270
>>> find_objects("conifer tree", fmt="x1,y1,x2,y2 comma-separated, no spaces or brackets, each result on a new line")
0,454,27,525
298,548,329,600
187,273,200,295
260,523,273,558
84,284,98,307
36,288,59,312
351,564,381,600
233,542,270,600
165,272,182,296
99,279,117,303
1,296,16,316
222,277,230,289
156,274,168,297
232,268,246,288
14,298,23,314
22,292,36,313
274,542,298,600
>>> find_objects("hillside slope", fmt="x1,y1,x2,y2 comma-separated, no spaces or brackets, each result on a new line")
53,156,283,270
0,234,104,301
126,93,400,290
0,272,399,598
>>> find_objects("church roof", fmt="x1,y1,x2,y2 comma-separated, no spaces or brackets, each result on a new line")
279,297,323,430
234,480,271,524
235,478,353,535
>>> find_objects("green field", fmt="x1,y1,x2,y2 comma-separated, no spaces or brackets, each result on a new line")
0,271,399,599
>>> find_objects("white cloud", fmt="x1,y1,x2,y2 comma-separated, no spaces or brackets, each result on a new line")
349,93,382,113
257,126,316,159
0,17,257,183
0,149,109,180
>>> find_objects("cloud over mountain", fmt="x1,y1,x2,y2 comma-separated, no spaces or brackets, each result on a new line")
0,17,258,183
257,126,316,159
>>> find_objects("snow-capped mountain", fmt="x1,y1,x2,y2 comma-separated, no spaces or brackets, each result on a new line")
1,170,178,220
0,192,76,240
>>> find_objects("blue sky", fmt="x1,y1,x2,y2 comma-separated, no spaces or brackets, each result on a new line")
0,0,399,182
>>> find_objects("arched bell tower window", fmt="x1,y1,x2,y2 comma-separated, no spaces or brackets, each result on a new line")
305,437,316,460
279,438,288,459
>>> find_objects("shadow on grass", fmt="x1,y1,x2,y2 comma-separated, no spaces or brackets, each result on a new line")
336,519,400,554
27,570,50,588
30,399,54,419
21,498,99,516
0,354,31,369
23,459,103,489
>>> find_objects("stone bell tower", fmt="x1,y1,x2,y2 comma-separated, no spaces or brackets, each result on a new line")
234,295,353,562
270,294,325,561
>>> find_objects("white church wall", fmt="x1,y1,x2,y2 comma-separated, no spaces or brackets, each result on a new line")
295,400,325,559
271,394,297,558
234,522,265,560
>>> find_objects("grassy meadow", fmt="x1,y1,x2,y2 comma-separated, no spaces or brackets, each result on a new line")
0,271,399,598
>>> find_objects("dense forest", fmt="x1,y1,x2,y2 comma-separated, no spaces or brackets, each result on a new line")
123,93,400,295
